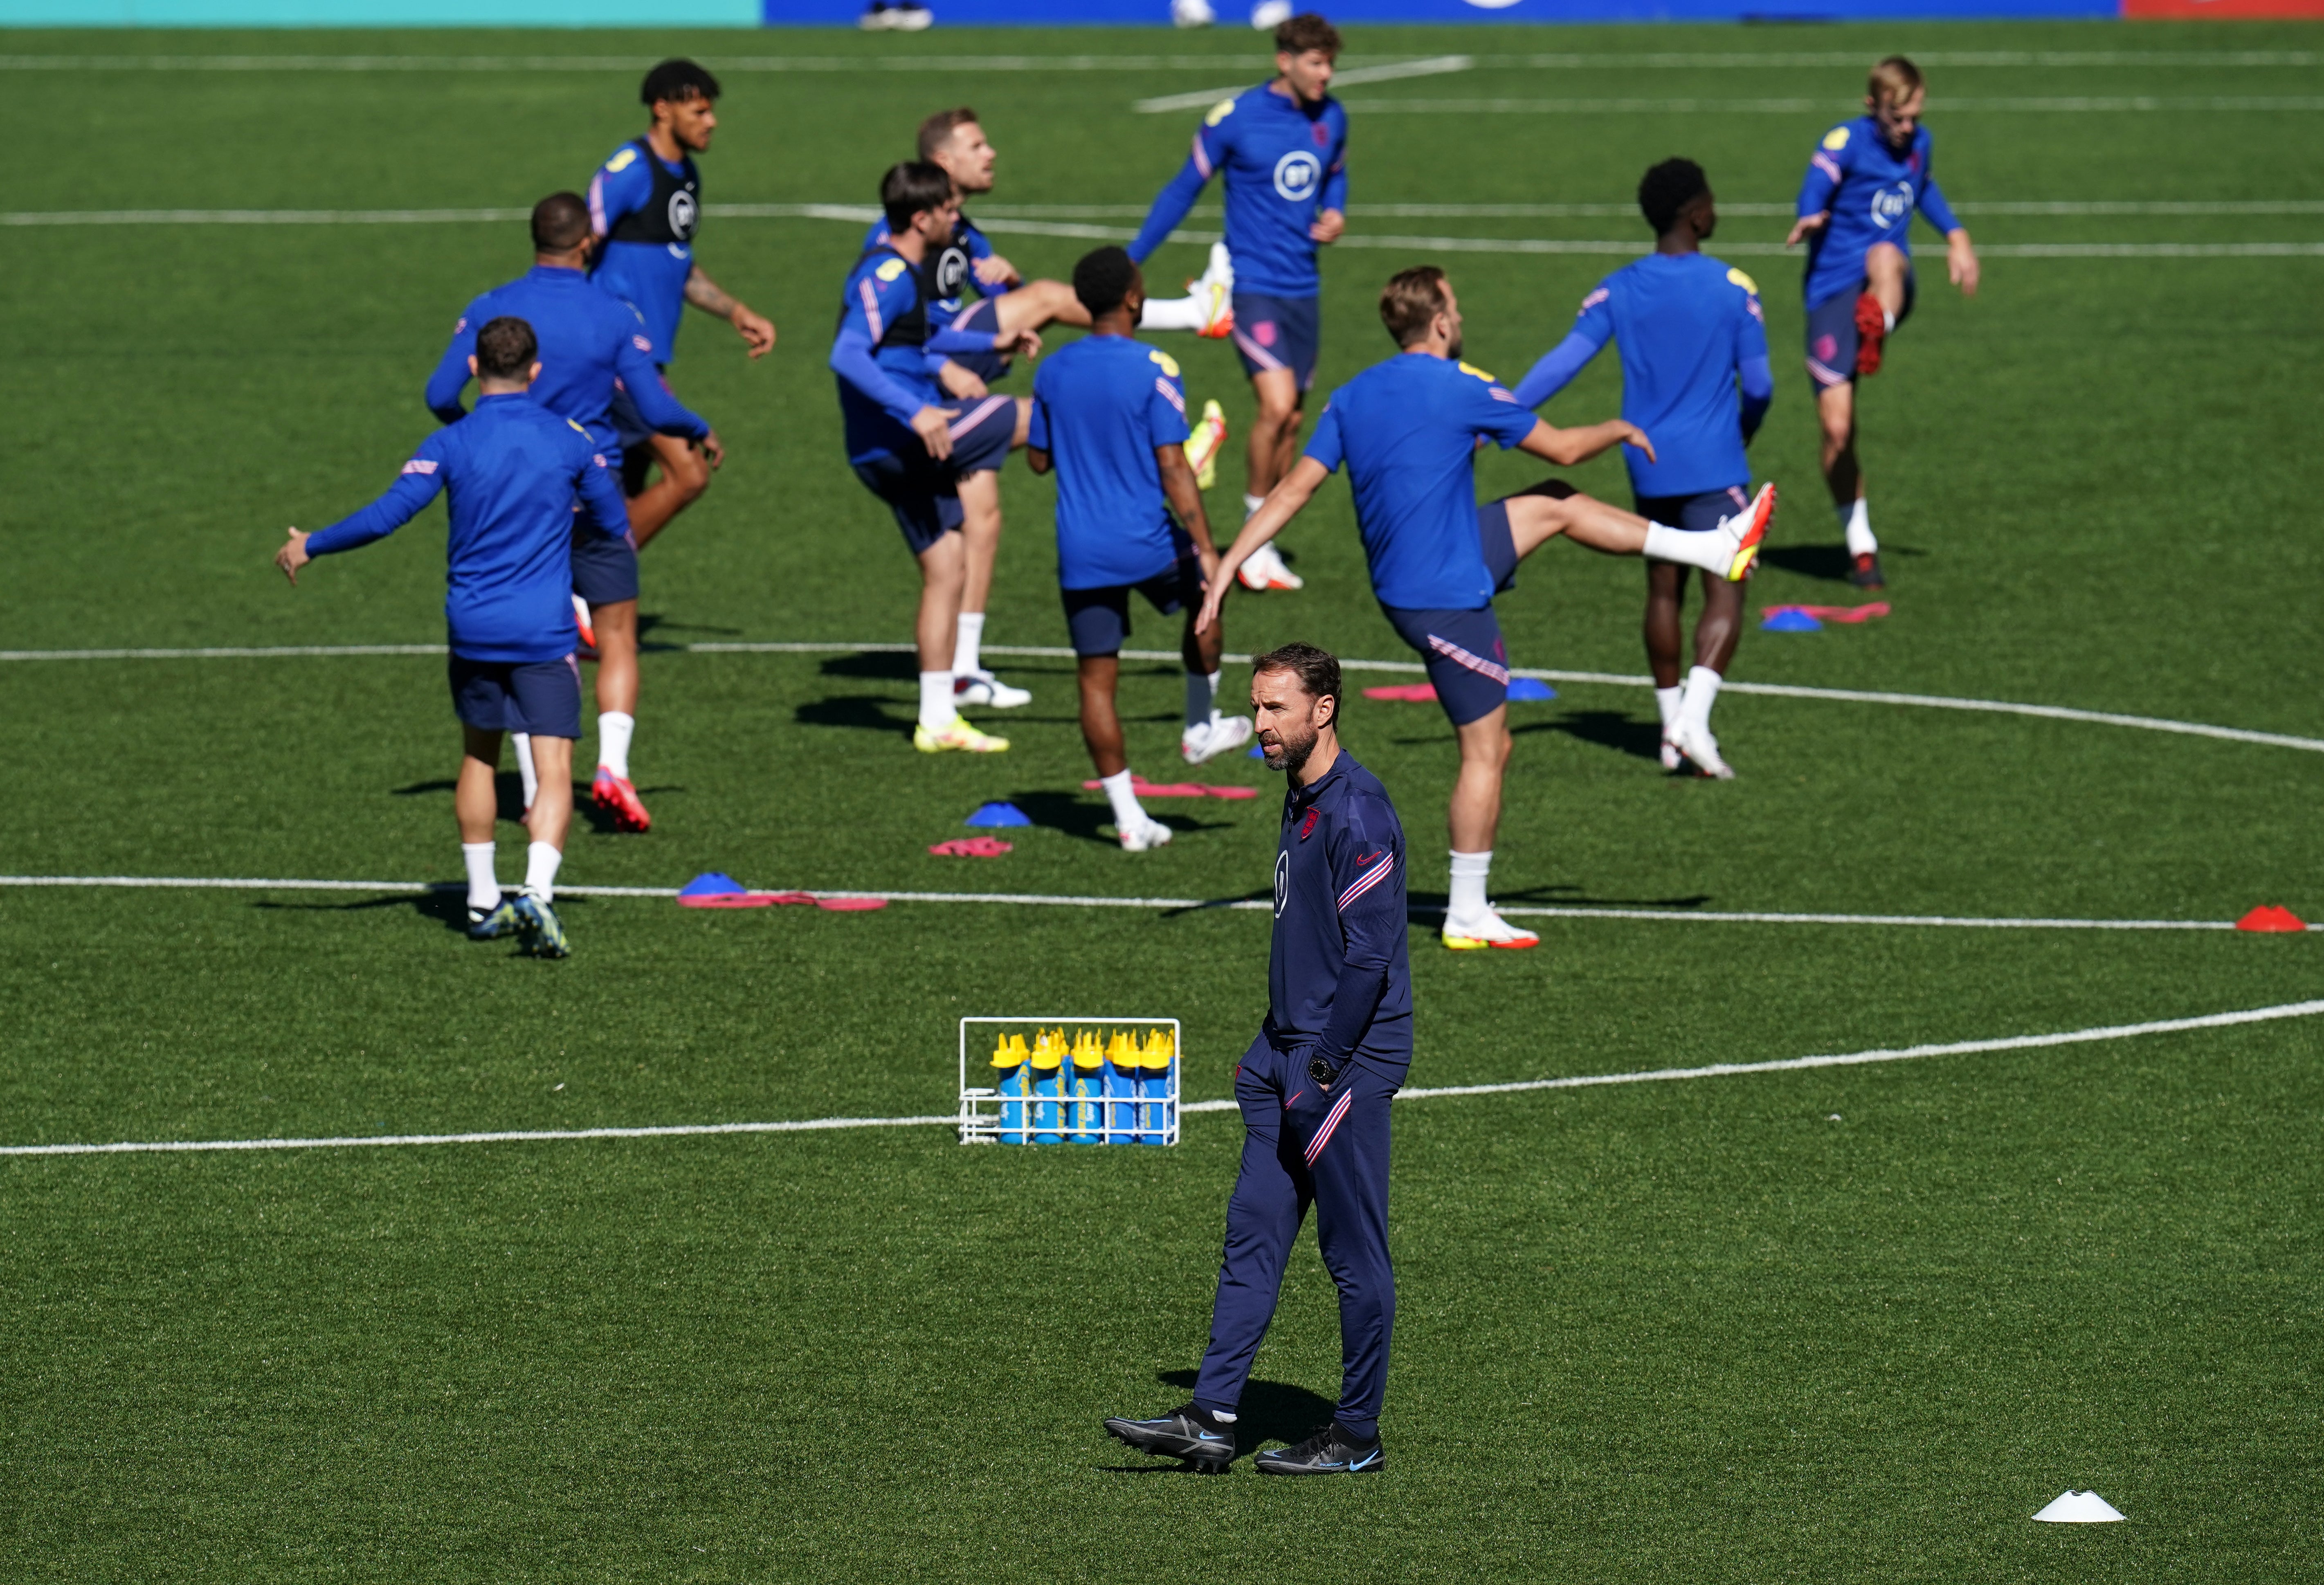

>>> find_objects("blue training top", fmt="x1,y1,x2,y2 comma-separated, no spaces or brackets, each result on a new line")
422,265,709,458
1128,81,1349,299
828,245,1004,466
1511,252,1773,499
1795,116,1961,310
1268,750,1411,1070
1028,335,1193,590
588,138,701,361
1303,352,1538,612
861,212,999,323
303,393,630,663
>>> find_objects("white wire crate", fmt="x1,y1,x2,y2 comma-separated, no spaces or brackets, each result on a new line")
957,1017,1182,1147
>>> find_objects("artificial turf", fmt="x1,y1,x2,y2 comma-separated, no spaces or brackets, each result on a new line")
2,20,2321,1580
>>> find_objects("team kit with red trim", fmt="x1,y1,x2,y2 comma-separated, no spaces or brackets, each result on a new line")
274,27,1978,1474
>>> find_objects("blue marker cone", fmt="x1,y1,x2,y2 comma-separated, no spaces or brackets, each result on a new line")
1507,677,1557,702
1762,608,1823,632
1248,742,1267,758
679,872,746,897
965,801,1032,827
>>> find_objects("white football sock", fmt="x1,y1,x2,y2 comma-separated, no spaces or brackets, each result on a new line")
1654,686,1684,733
1449,849,1493,921
1202,242,1234,292
1099,769,1148,832
524,841,562,904
1184,669,1220,731
1642,521,1728,574
1679,665,1723,735
1882,307,1897,333
1841,498,1878,557
1243,493,1265,520
596,710,634,780
1207,1407,1238,1424
461,842,500,913
511,732,538,810
1137,293,1207,333
953,611,985,678
918,670,956,731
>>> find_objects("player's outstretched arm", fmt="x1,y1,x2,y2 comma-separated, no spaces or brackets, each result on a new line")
274,527,311,585
1196,456,1327,635
1518,418,1654,468
685,265,776,357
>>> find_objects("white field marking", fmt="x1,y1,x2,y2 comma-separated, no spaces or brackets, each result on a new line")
1133,53,1470,113
1343,95,2324,114
7,638,2322,756
925,201,2324,219
2,875,2311,935
7,998,2318,1158
1470,50,2318,69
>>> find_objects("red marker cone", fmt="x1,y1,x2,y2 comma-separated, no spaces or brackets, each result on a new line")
2235,904,2306,933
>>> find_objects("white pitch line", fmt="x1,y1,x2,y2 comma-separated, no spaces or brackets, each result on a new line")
7,997,2316,1159
1133,53,1471,113
905,201,2324,219
1344,96,2324,115
6,638,2320,755
1470,50,2318,69
1,875,2309,935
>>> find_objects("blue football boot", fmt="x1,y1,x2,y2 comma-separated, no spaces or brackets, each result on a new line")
1102,1404,1234,1473
512,892,569,959
466,898,522,941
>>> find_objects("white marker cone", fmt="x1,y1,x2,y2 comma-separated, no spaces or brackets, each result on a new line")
2032,1490,2126,1523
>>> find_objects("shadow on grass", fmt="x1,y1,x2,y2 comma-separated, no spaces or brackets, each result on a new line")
634,611,743,649
1760,541,1926,584
393,774,676,832
818,651,918,681
253,889,594,944
1405,884,1714,913
1096,1374,1336,1473
1514,708,1665,765
796,696,910,734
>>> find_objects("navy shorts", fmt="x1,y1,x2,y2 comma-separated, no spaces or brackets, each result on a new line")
850,396,1020,557
942,297,1011,384
1230,292,1321,391
1377,602,1509,727
1061,545,1201,658
570,523,640,606
1805,271,1916,389
1476,479,1578,595
1636,486,1751,535
449,653,582,739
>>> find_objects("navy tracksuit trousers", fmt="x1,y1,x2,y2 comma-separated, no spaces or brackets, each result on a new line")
1192,1030,1401,1441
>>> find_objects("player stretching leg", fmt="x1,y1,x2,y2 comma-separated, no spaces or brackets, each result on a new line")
1201,268,1767,949
276,319,626,958
868,110,1234,710
832,163,1039,755
1786,54,1978,590
1129,11,1349,594
588,58,774,549
425,193,720,832
1026,249,1250,851
1106,644,1405,1475
1514,159,1776,779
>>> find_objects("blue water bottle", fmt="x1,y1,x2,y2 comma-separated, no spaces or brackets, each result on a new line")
1070,1031,1105,1144
1030,1029,1065,1145
1106,1034,1141,1145
991,1032,1028,1144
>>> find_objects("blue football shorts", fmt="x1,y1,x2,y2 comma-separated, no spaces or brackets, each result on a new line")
850,396,1020,557
569,522,640,606
1061,541,1202,659
449,653,582,739
1805,270,1917,390
1376,602,1509,727
1474,479,1580,596
1230,292,1321,392
1635,486,1752,536
941,297,1011,384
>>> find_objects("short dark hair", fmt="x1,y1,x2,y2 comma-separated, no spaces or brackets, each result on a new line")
475,317,537,382
1274,12,1342,57
1378,265,1450,348
530,191,592,254
881,160,955,232
641,58,720,109
1637,158,1710,236
917,106,980,161
1252,642,1342,714
1072,246,1140,318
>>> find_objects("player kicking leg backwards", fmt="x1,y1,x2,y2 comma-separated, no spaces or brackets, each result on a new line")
1026,248,1249,852
276,318,623,957
1106,645,1407,1475
1200,268,1767,949
831,163,1041,754
1128,12,1350,594
1511,159,1777,778
1786,55,1978,590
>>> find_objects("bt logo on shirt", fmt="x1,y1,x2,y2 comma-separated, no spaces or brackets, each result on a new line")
1869,182,1913,228
1273,150,1322,204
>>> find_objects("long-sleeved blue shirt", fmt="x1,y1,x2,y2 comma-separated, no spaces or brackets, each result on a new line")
829,246,1003,465
1267,750,1411,1071
1511,251,1773,499
304,394,629,663
1128,81,1348,299
422,265,708,458
1795,116,1962,309
861,212,1000,321
587,138,699,359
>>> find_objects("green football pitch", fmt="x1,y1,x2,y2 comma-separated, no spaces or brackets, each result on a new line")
3,20,2321,1578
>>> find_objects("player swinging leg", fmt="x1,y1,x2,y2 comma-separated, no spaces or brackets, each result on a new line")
1514,159,1775,779
424,193,719,832
830,162,1040,755
1201,268,1770,949
275,318,626,958
1129,11,1349,594
1106,643,1407,1476
1027,247,1252,852
862,110,1234,712
1787,54,1978,590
